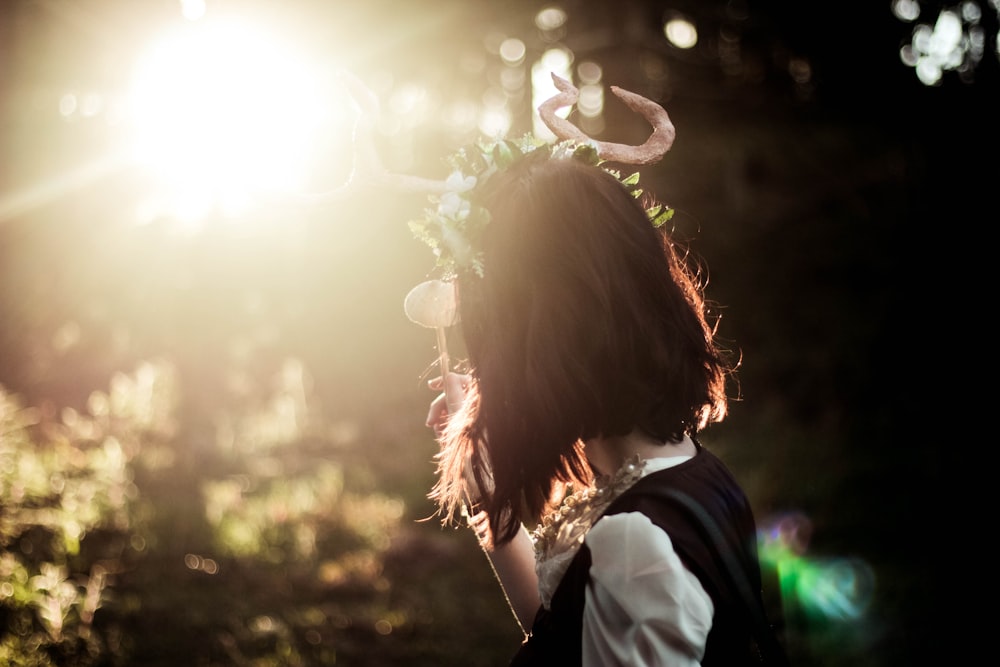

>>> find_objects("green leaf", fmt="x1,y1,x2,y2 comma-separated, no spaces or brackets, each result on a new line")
572,142,600,166
492,140,522,169
651,206,675,228
621,172,641,186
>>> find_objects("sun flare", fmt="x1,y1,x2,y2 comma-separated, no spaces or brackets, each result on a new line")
127,19,331,221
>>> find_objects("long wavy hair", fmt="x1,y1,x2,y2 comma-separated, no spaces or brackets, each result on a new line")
430,154,733,546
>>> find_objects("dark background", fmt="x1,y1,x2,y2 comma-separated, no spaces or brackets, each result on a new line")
2,0,994,665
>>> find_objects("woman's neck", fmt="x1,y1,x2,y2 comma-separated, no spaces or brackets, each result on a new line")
584,430,696,477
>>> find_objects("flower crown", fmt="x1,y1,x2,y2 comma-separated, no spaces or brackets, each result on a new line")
288,72,676,275
406,134,676,279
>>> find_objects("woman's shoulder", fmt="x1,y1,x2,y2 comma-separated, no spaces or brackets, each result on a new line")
586,511,687,570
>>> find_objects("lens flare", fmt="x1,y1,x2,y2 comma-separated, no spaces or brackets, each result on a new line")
759,512,875,624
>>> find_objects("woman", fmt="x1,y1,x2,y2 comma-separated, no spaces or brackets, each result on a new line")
400,67,787,664
420,146,788,665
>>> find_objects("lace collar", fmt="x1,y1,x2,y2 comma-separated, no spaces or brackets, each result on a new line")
531,454,647,608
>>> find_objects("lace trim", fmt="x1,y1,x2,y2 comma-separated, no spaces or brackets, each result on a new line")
530,454,647,608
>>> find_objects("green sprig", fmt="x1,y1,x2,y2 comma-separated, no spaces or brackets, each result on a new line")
408,136,674,277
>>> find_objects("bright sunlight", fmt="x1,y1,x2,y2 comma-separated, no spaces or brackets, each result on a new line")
127,18,330,223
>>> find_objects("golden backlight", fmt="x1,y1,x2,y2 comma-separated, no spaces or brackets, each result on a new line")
127,18,331,224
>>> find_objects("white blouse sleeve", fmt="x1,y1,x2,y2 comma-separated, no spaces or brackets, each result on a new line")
582,511,714,667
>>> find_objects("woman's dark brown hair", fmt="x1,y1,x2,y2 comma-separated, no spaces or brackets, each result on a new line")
431,154,732,545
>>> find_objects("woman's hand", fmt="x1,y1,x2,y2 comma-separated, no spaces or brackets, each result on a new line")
425,372,470,437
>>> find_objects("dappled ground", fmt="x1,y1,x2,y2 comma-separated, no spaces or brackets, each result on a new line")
1,357,524,666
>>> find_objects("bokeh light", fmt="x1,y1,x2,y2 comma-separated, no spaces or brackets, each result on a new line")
664,14,699,49
535,6,568,33
575,61,605,135
499,37,527,66
895,0,989,84
531,48,574,140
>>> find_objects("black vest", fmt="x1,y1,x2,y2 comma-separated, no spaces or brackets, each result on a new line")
510,444,788,666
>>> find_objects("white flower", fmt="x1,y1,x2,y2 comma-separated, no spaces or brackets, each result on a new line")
549,140,577,161
445,170,477,193
438,192,471,220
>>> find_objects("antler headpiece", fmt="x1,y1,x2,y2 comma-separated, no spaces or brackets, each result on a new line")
299,71,677,383
538,73,675,166
407,73,677,279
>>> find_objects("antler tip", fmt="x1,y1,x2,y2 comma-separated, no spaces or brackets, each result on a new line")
549,72,578,94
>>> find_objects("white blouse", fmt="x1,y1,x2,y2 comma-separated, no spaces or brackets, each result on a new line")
570,456,714,666
583,509,713,666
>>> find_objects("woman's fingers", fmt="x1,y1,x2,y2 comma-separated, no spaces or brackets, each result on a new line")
442,373,468,415
427,372,469,391
426,391,449,432
425,373,471,434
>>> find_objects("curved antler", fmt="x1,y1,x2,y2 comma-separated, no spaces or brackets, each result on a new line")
285,71,449,204
538,73,675,166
